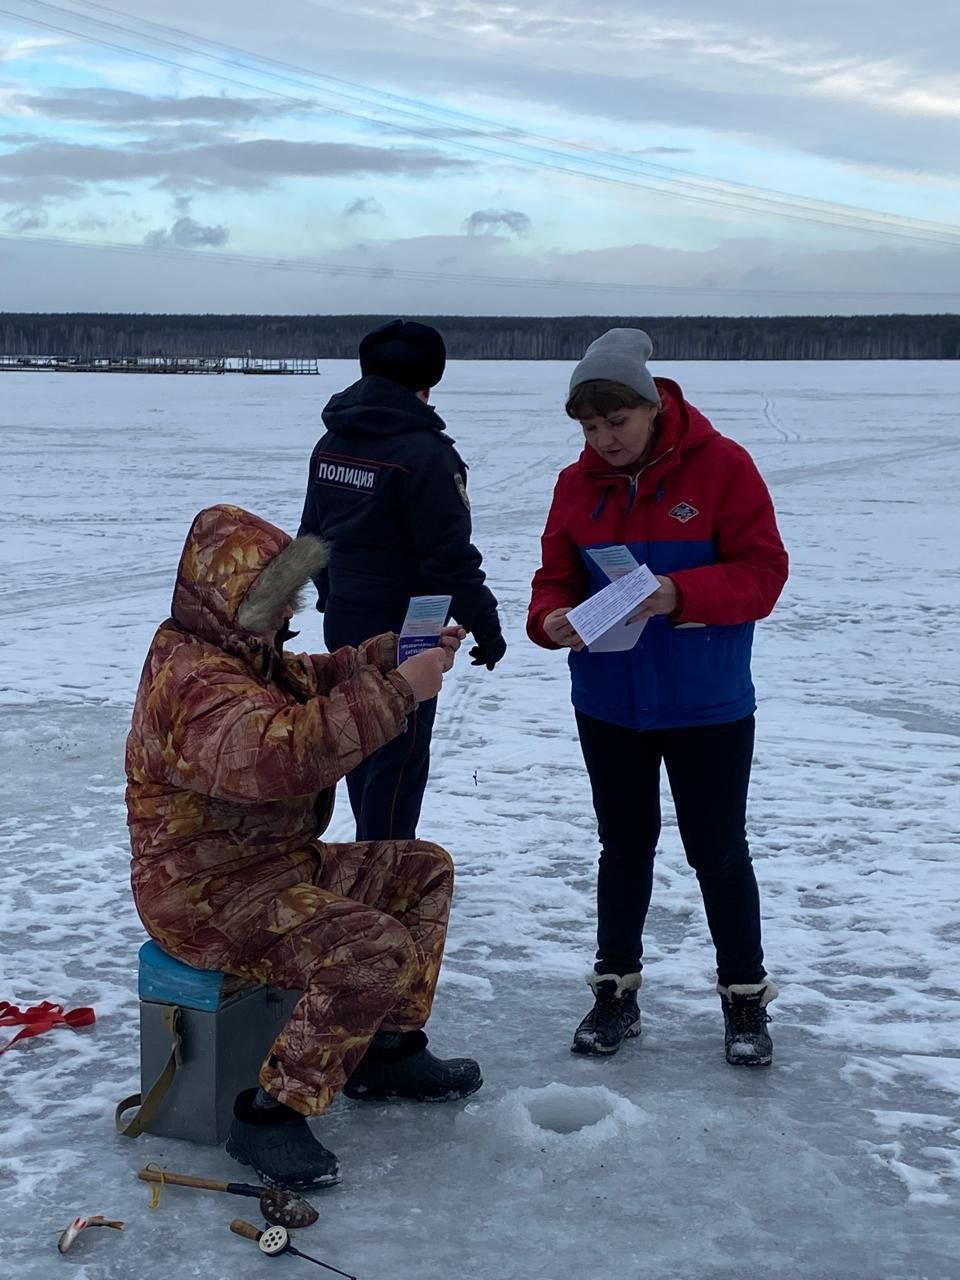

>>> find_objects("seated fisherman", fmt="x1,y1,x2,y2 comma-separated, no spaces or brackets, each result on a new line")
124,503,479,1190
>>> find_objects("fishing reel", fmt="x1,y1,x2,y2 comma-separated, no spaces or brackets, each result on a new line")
230,1219,356,1278
259,1224,292,1256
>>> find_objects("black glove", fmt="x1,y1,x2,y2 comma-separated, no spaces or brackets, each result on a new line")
469,631,507,671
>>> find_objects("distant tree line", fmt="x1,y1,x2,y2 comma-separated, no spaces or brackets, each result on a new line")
1,313,958,360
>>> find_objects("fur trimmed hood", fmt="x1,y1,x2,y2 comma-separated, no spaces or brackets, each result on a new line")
237,532,328,634
170,504,328,647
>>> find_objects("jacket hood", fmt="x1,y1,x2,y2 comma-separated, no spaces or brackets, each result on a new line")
322,374,448,438
170,504,328,648
580,378,718,492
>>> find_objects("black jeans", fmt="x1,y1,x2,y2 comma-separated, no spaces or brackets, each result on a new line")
324,603,437,843
575,711,765,987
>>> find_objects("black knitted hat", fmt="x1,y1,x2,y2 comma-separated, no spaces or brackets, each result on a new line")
358,319,446,391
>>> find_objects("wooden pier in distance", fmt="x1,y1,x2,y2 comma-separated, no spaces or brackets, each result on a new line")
239,356,320,375
0,355,321,375
0,354,226,374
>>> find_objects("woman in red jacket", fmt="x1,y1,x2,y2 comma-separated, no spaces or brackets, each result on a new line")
527,329,788,1066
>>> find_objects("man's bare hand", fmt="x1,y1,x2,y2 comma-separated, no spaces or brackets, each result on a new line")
543,607,586,652
396,648,447,701
438,625,466,672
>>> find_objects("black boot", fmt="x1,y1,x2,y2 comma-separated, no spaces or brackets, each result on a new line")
226,1088,341,1190
718,981,777,1066
571,972,642,1056
343,1030,482,1102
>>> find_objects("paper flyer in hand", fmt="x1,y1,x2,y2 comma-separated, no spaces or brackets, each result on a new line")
586,544,643,583
397,595,453,663
574,550,659,652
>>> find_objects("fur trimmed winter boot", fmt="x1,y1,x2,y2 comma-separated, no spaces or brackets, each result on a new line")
226,1088,341,1189
571,972,642,1056
342,1030,482,1102
718,980,778,1066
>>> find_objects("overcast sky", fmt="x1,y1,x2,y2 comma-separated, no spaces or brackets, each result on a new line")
1,0,959,314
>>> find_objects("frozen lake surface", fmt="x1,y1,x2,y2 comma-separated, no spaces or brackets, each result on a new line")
1,359,958,1279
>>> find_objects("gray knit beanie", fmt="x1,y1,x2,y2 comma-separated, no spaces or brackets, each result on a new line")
568,328,661,406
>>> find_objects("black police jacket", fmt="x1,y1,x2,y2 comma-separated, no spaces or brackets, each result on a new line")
298,375,501,641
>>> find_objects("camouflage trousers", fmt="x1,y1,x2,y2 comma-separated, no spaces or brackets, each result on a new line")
142,839,453,1116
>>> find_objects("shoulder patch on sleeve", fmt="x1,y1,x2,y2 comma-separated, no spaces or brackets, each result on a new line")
454,473,471,511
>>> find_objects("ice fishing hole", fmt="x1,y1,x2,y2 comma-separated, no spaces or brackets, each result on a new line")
524,1090,613,1135
458,1083,645,1160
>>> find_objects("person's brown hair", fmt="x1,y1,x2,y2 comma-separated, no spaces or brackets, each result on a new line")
565,379,656,420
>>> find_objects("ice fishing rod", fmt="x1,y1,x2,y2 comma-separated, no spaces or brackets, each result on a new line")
230,1219,357,1278
137,1165,318,1227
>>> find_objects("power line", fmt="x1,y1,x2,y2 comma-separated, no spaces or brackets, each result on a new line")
5,0,960,248
64,0,960,243
4,230,960,300
23,0,960,243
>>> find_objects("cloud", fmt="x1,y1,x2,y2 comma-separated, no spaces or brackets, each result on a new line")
1,225,957,315
0,137,470,200
465,208,532,237
344,196,385,218
0,36,63,63
329,0,958,90
70,215,111,232
144,215,229,248
0,174,78,204
316,2,960,179
3,0,957,304
408,56,960,180
2,204,48,232
10,87,294,127
10,2,956,188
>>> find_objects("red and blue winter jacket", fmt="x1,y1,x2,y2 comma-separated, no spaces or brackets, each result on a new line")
527,378,788,730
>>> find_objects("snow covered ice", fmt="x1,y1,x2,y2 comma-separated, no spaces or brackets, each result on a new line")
1,359,958,1279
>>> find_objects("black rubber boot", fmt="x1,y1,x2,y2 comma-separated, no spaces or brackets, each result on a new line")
718,981,777,1066
343,1030,482,1102
571,972,642,1056
226,1088,341,1190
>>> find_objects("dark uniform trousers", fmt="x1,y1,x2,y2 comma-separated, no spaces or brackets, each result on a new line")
325,606,437,842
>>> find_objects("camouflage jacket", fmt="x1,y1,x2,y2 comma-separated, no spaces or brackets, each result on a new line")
125,504,414,921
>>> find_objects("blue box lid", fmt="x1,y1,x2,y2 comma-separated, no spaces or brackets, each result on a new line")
138,940,228,1012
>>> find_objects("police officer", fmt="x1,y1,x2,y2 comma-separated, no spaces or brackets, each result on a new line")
299,319,505,841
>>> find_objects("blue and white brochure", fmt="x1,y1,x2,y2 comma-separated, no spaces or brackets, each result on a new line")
586,544,643,583
397,595,453,663
579,547,659,652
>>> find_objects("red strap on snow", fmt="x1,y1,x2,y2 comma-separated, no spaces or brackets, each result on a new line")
0,1001,96,1056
